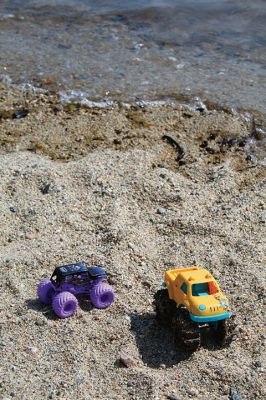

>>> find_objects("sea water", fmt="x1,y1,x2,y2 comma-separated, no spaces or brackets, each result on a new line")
0,0,265,114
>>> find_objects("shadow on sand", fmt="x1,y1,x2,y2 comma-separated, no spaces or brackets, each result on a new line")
25,295,93,320
130,312,192,368
130,312,236,368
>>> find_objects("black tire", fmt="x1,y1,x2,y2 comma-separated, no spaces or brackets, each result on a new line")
213,317,236,346
172,308,200,351
213,320,227,345
154,289,176,327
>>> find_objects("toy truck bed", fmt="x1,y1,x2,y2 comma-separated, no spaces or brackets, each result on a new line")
164,267,199,299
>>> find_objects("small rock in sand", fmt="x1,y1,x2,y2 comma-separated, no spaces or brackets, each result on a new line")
25,346,38,354
118,352,135,368
157,207,166,215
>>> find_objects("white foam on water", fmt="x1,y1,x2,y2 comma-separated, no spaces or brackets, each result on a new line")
0,14,14,21
59,90,116,108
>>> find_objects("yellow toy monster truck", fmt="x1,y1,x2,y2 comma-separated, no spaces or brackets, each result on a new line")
154,267,233,350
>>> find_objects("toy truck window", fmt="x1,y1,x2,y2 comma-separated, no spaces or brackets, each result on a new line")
192,283,209,296
208,281,219,294
192,281,219,296
70,273,89,284
181,282,187,294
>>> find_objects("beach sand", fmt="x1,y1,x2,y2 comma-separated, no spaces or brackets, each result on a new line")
0,82,265,399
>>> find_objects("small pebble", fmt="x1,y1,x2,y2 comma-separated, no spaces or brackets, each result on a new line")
113,138,122,145
108,277,117,285
159,363,166,369
157,207,166,215
220,384,229,394
35,318,47,326
230,386,242,400
25,346,38,354
76,377,85,385
142,281,151,288
167,394,179,400
246,154,254,162
187,388,199,397
42,182,53,194
127,379,134,387
9,206,18,213
12,109,28,119
118,352,135,368
254,360,262,368
25,233,35,240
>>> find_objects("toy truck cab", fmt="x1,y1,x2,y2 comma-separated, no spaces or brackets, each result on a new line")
165,267,231,323
51,263,107,286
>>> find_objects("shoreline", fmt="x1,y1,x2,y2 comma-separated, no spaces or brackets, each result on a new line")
0,78,265,165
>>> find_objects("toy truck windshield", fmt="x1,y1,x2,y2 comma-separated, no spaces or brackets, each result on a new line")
192,281,219,296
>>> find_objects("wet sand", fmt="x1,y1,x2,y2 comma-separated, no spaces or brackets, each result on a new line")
0,83,265,399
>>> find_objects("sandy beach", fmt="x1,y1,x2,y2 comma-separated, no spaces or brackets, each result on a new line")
0,83,265,400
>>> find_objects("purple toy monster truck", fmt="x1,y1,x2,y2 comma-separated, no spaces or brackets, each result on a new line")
37,263,115,318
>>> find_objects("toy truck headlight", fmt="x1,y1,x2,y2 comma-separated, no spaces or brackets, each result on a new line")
198,304,206,311
220,300,228,309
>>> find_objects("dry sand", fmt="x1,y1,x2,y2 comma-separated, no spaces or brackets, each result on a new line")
0,83,265,400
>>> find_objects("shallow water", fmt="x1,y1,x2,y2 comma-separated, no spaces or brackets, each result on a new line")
0,0,266,113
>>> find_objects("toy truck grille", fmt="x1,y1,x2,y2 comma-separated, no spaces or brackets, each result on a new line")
209,305,222,312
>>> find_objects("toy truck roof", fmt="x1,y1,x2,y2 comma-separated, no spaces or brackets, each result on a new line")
51,263,107,280
165,267,215,285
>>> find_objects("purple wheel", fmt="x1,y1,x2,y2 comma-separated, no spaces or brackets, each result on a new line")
90,282,115,309
52,292,78,318
37,278,55,305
